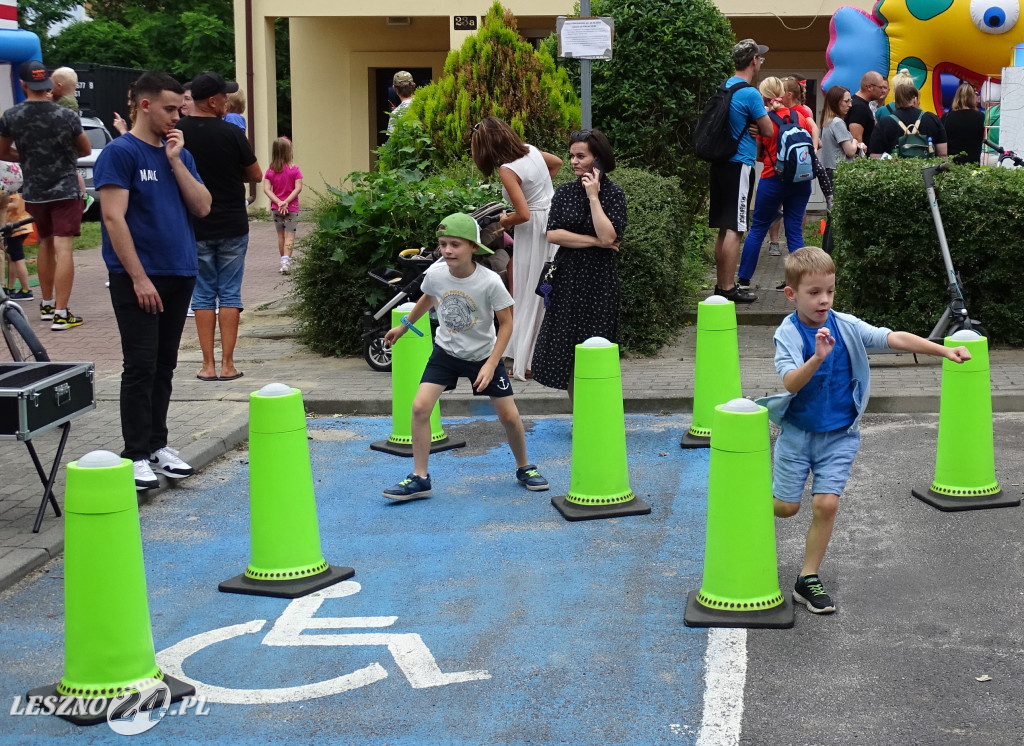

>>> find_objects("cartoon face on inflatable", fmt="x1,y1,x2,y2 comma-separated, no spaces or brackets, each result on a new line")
824,0,1024,113
0,161,23,195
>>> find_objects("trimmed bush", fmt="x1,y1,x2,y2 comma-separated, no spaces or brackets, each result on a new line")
377,2,578,171
831,159,1024,345
292,170,499,356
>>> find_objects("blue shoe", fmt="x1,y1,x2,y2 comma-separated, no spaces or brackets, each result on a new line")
516,464,549,491
383,473,432,501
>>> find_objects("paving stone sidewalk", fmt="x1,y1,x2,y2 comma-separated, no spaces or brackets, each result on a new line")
3,222,1023,591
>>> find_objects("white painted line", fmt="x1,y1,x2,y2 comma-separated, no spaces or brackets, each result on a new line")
695,628,747,746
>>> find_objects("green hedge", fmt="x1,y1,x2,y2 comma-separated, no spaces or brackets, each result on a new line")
293,165,708,357
292,169,499,356
831,159,1024,345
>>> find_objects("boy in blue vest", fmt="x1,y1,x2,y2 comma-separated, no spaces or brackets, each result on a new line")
758,247,970,613
382,213,548,501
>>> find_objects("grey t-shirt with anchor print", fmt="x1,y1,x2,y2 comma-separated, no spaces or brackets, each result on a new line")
420,260,514,362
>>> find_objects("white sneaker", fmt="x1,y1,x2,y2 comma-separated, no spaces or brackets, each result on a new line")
149,446,194,478
133,459,159,491
186,304,195,318
280,256,292,274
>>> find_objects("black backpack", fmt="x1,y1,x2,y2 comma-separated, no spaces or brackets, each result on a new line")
694,81,750,162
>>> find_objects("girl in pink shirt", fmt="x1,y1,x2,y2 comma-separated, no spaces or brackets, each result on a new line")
263,137,303,274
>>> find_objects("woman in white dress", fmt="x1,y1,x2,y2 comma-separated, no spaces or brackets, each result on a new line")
472,117,562,381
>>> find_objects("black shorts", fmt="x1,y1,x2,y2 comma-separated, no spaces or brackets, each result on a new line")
3,233,25,262
708,161,755,232
421,345,514,398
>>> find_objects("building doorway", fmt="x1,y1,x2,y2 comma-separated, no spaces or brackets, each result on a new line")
373,67,432,149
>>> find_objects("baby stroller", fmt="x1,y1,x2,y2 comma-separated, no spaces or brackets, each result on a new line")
361,202,508,371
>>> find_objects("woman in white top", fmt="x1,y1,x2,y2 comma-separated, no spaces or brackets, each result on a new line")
819,85,861,179
472,117,562,381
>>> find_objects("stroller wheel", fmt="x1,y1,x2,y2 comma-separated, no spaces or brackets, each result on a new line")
364,336,393,372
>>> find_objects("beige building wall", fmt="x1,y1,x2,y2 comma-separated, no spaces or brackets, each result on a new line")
234,0,870,205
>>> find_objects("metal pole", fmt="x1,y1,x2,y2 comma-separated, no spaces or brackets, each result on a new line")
580,0,591,129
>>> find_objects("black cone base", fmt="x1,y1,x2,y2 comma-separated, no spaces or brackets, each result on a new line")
680,431,711,449
219,564,354,598
684,590,795,629
370,436,466,457
551,494,651,522
912,486,1020,512
27,674,195,726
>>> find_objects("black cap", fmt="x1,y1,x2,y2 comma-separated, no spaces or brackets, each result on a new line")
18,61,51,91
189,71,239,101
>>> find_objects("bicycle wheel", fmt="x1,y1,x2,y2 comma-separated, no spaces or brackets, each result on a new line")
2,304,49,362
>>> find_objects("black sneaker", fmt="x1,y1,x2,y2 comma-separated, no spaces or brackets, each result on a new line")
714,285,758,304
40,303,55,321
735,277,752,290
8,288,32,300
516,464,549,491
793,574,836,614
383,473,432,501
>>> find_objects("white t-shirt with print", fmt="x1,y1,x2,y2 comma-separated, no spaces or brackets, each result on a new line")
420,260,514,362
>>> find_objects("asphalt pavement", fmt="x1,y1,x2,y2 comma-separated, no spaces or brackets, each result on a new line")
1,221,1023,743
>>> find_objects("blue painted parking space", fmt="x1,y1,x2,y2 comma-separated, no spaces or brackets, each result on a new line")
0,415,715,744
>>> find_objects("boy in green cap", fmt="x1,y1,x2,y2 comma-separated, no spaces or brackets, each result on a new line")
382,212,548,501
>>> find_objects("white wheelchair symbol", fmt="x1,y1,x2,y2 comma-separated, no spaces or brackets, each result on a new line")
156,581,491,705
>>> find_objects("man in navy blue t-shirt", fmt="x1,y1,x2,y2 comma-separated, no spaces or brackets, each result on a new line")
94,71,212,491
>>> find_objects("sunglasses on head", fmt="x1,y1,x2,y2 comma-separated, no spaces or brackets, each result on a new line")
570,129,592,140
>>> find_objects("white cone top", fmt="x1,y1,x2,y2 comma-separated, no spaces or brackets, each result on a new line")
721,398,761,413
581,336,612,348
950,330,982,341
78,450,123,468
398,301,416,311
258,382,294,397
704,295,729,304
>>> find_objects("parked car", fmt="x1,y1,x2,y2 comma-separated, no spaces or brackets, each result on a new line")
77,116,112,218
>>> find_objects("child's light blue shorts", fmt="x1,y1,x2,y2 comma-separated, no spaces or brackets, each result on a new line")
773,422,862,502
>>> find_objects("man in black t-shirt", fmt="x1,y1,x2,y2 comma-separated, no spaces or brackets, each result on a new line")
845,71,885,152
178,71,262,382
868,82,948,158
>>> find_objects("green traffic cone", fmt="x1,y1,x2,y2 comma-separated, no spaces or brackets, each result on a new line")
220,383,355,598
552,337,650,521
682,295,741,448
371,302,466,456
685,399,794,628
27,450,195,726
912,330,1019,511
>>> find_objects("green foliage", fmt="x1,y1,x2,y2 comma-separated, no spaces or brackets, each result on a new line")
594,0,733,178
49,20,146,68
375,119,441,173
831,159,1024,345
50,0,234,79
612,168,706,354
384,2,579,169
17,0,79,59
291,169,500,356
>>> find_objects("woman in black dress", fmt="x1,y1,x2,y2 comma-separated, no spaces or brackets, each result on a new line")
531,129,627,399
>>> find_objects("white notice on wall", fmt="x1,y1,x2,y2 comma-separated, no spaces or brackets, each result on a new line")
557,17,614,61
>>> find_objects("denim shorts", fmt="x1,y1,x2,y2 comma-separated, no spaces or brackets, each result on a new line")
193,234,248,309
773,422,862,502
421,345,513,398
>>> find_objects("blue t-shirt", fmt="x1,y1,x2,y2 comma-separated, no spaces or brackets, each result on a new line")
726,76,767,166
784,310,858,433
94,133,202,276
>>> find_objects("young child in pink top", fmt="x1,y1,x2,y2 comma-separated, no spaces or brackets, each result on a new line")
262,137,303,274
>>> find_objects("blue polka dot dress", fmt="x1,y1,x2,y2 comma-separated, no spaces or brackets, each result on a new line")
531,177,628,391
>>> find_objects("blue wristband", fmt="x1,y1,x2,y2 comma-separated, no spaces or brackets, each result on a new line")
401,316,425,337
